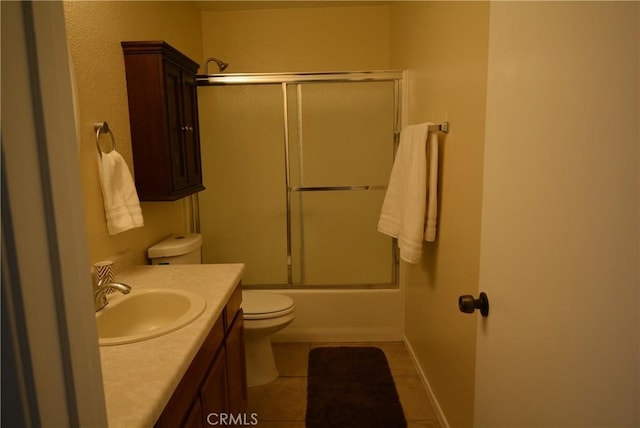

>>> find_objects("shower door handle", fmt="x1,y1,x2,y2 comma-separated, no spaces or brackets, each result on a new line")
458,292,489,317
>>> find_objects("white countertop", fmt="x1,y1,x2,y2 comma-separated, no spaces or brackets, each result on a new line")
99,263,244,427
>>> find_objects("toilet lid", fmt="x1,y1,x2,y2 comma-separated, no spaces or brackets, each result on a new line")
242,291,295,319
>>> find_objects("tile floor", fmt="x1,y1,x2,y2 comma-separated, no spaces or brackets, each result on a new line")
247,342,442,428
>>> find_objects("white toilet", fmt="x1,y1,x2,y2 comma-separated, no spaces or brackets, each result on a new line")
241,290,295,386
148,234,296,387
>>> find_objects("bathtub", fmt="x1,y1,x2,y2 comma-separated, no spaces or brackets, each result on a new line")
262,287,403,343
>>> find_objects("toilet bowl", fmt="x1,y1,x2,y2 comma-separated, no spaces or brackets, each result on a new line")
242,291,295,387
147,235,296,387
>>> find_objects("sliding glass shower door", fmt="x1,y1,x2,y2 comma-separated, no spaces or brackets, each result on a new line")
197,73,400,288
286,81,396,286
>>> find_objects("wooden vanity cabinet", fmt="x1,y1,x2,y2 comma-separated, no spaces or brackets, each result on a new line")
155,285,247,428
183,396,204,428
121,41,205,201
224,291,248,415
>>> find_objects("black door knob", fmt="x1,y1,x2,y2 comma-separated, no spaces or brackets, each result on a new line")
458,292,489,317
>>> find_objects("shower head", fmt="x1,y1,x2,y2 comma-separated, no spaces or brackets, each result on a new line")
204,57,229,74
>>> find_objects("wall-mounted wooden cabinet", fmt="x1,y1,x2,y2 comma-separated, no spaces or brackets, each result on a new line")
122,41,205,201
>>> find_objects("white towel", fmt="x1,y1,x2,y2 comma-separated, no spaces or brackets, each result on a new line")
377,123,439,263
424,130,439,242
97,150,144,235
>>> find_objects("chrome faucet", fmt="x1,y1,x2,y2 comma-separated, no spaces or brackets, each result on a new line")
94,278,132,312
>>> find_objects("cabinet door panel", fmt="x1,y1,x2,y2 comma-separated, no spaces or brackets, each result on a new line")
155,317,224,428
226,312,248,414
183,397,203,428
200,347,229,422
164,60,189,191
181,72,203,187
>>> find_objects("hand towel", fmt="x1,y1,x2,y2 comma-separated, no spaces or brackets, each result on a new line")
97,150,144,235
377,123,439,263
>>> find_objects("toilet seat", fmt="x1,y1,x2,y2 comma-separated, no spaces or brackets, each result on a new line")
242,291,295,320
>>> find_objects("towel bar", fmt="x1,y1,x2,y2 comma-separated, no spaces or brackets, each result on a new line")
94,122,116,158
393,122,449,140
428,122,449,133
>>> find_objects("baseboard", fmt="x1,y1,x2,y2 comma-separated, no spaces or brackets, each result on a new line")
403,335,450,428
273,327,403,343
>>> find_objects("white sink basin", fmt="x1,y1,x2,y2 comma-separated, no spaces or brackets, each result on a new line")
96,288,206,346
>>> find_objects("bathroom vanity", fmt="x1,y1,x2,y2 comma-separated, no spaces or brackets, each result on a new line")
98,264,246,427
155,279,246,427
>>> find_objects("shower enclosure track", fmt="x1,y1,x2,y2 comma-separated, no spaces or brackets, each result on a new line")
196,70,403,288
290,185,387,192
196,70,403,86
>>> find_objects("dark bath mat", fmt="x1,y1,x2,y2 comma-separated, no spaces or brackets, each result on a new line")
305,346,407,428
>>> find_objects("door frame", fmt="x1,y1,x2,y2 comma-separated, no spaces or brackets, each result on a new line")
2,1,107,425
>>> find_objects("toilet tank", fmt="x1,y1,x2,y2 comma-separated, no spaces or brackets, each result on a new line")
148,234,202,265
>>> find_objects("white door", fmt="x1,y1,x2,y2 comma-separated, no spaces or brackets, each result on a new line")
474,3,639,427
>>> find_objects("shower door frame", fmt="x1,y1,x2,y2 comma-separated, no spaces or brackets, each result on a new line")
196,70,403,289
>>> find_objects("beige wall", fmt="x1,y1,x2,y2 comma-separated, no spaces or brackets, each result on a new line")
390,2,489,427
200,4,390,72
63,1,203,265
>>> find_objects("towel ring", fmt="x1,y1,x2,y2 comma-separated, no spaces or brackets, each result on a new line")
94,122,116,158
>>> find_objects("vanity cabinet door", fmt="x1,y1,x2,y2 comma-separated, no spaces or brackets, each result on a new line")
183,397,204,428
226,311,248,414
155,283,247,428
200,347,229,423
121,40,205,201
155,317,224,428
